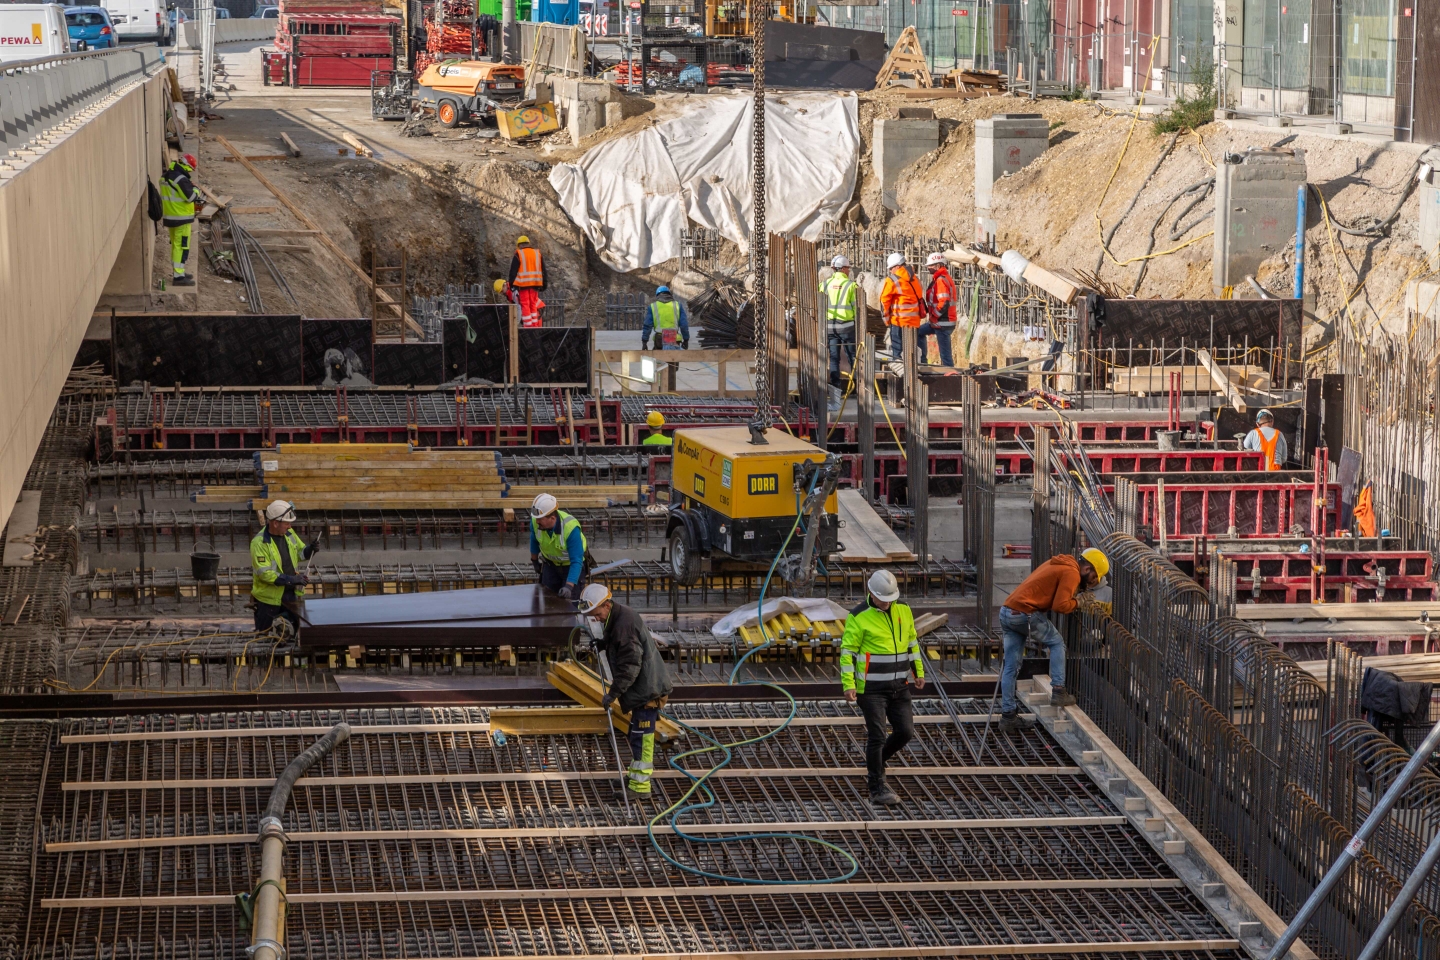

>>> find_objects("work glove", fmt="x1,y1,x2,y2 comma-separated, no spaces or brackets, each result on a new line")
600,691,616,709
558,583,575,600
531,557,542,575
275,573,308,587
641,338,652,350
680,339,689,350
305,537,322,558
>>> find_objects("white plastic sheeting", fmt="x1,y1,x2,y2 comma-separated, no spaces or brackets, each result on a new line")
549,92,860,272
710,596,853,639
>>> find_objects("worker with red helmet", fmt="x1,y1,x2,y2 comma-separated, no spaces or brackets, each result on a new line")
160,152,201,287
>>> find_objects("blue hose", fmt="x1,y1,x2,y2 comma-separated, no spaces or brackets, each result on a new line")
647,473,860,885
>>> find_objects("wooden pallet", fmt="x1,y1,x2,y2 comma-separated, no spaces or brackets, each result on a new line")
834,489,917,563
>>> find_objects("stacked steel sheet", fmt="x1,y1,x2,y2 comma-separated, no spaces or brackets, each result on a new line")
264,0,401,87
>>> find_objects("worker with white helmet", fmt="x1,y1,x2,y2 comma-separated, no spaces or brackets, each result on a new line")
880,252,926,360
578,583,674,797
249,500,320,633
641,410,671,446
530,493,588,600
821,254,859,387
996,548,1109,731
839,569,926,806
919,252,957,367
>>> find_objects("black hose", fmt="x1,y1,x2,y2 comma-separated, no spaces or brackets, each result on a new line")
260,722,350,830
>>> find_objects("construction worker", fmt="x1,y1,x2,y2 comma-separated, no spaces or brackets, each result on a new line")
840,569,926,806
642,410,671,446
160,152,201,287
822,255,858,387
996,548,1108,732
530,493,586,600
642,285,690,350
919,252,957,367
578,583,674,797
493,277,514,305
880,252,925,360
507,236,546,327
249,500,319,634
1243,409,1287,471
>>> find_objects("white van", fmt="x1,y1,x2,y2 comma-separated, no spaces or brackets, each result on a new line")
0,4,71,63
104,0,170,43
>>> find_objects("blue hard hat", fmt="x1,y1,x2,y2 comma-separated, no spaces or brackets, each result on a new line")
656,285,670,295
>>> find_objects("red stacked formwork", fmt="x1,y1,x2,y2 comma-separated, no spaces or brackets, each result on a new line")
265,0,400,88
413,0,485,78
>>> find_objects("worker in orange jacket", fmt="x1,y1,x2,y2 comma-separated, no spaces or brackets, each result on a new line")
919,252,957,366
880,252,926,360
507,235,547,328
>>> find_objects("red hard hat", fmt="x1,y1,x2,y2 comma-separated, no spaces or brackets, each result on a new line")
182,153,198,170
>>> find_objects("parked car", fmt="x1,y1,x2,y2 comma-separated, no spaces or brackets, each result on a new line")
0,4,70,63
103,0,168,42
65,6,116,50
251,5,278,17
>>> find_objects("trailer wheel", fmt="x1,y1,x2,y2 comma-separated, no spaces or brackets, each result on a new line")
438,100,461,127
669,525,700,587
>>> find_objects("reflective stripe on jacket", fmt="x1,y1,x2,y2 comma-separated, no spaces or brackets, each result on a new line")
926,267,957,324
822,272,857,324
881,267,925,327
514,247,544,287
839,599,923,693
531,509,587,566
250,528,307,607
160,164,199,226
649,300,679,330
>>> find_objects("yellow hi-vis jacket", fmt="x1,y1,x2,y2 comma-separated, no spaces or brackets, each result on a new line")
250,528,308,606
839,598,923,693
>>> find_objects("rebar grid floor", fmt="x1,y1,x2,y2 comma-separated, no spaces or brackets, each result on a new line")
25,703,1244,960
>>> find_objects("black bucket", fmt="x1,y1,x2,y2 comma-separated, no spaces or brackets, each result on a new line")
190,541,221,581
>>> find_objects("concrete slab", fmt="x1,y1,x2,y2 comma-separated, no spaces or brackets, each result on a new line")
2,491,42,567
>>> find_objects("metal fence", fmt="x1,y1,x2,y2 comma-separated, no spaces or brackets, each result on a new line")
0,45,165,157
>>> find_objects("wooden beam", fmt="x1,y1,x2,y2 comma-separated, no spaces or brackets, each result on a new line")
63,765,1081,791
215,134,422,338
221,154,292,162
1196,348,1246,413
229,206,278,215
44,816,1129,852
341,132,374,158
280,132,301,157
1239,601,1438,621
42,878,1189,910
244,228,320,238
488,706,610,736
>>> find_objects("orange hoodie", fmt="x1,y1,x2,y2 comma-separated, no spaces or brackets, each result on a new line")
1004,555,1083,614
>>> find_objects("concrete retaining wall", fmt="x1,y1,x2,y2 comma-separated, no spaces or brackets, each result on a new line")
0,70,166,532
182,18,276,49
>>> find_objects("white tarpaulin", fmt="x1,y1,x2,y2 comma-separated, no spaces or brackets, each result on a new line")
710,596,853,639
549,92,860,272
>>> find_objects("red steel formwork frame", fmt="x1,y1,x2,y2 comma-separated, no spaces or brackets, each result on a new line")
1177,548,1437,605
1128,480,1341,539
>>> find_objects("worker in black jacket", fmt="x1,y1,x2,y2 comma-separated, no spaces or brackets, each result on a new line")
578,583,673,796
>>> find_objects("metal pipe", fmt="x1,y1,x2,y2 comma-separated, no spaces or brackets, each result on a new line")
1264,714,1440,960
251,722,352,960
1294,184,1306,300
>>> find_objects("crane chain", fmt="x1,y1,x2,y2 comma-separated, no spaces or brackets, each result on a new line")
747,0,772,442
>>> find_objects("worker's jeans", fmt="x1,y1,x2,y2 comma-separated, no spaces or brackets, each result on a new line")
998,606,1066,715
254,601,300,635
827,323,856,385
918,322,955,366
856,684,915,786
626,706,659,794
538,560,584,596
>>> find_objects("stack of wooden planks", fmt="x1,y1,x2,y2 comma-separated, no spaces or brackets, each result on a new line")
191,485,265,504
1110,364,1272,396
1297,652,1440,690
546,659,682,741
251,443,644,511
833,489,918,563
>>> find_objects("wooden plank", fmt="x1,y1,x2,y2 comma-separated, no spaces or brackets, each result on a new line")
243,228,320,238
44,815,1129,852
1021,262,1081,305
3,491,42,567
1196,349,1246,413
258,244,312,254
914,612,949,638
215,134,423,338
1297,652,1440,685
196,203,219,222
836,489,916,562
341,132,374,157
229,205,279,215
197,186,231,209
3,595,30,626
280,132,301,157
485,707,609,735
221,154,291,162
41,878,1190,910
1239,601,1439,621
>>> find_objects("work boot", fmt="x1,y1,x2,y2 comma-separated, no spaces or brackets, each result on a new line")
171,274,196,287
868,778,900,806
999,711,1036,734
1049,686,1077,707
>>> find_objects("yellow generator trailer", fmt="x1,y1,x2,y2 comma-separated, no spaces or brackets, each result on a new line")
666,426,840,586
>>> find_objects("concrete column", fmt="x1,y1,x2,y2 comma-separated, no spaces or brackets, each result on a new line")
974,113,1047,213
101,196,153,298
502,0,516,64
1213,148,1308,294
874,116,940,211
1214,0,1243,107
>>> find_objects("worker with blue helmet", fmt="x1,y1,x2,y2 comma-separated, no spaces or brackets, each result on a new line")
643,285,691,350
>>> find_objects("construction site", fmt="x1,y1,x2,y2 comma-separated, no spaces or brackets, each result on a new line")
3,1,1440,959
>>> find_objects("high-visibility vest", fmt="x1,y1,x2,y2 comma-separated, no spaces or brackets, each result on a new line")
514,247,544,287
1257,426,1282,471
884,268,925,328
822,272,857,325
531,510,586,565
159,165,198,225
839,600,923,694
642,431,671,446
250,528,307,606
649,300,679,330
926,268,957,324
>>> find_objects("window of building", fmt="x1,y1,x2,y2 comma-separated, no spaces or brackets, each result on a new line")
1342,0,1397,97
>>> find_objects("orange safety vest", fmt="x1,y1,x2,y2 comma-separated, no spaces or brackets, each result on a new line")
884,267,925,328
1256,426,1281,471
1353,484,1377,537
514,247,544,287
927,267,957,323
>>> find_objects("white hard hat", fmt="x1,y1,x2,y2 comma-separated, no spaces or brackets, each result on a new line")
577,582,612,615
926,252,948,267
530,493,558,519
831,255,851,270
867,569,901,603
886,252,905,270
264,500,297,523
